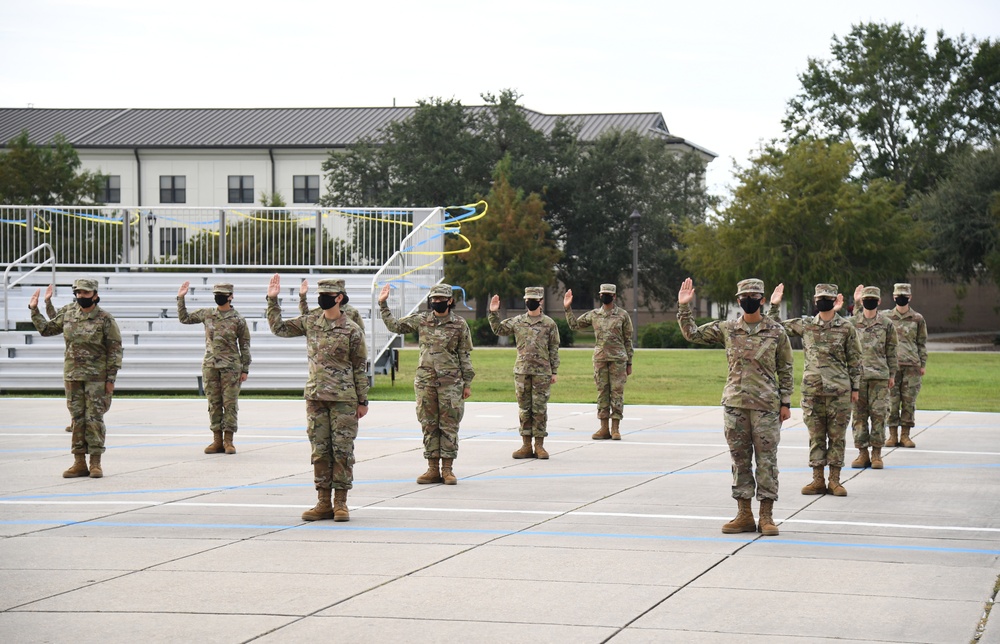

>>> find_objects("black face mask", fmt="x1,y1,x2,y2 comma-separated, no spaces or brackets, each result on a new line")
738,297,762,314
430,300,450,313
214,293,230,306
600,294,614,305
862,299,879,310
75,295,96,308
318,294,338,310
895,296,909,307
815,299,835,312
525,299,541,311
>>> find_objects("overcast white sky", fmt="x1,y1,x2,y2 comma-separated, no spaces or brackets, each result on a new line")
1,0,998,197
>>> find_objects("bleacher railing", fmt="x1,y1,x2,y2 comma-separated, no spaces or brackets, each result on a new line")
3,243,55,330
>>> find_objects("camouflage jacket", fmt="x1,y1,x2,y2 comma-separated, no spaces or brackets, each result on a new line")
883,307,927,368
32,304,123,382
564,305,634,363
767,307,863,396
177,297,252,373
380,302,475,387
267,297,369,403
850,311,899,381
488,311,560,376
299,295,365,330
678,303,794,411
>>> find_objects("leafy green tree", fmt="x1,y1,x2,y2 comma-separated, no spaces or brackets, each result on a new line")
784,22,1000,198
679,139,922,317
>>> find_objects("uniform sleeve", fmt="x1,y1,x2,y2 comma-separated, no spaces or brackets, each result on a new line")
298,294,310,316
846,324,863,391
677,303,724,345
564,308,591,331
351,327,369,402
916,316,928,368
177,297,207,324
238,317,252,373
623,311,634,364
379,302,418,334
31,307,64,336
549,320,561,374
885,319,899,376
766,305,804,338
776,328,794,406
104,316,123,382
266,296,306,337
487,310,514,336
459,321,475,385
45,298,57,319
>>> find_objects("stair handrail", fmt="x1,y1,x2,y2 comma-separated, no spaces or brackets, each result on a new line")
3,243,56,331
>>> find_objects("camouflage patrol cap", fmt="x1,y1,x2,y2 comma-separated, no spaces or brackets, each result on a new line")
317,279,346,294
72,278,99,292
814,283,838,299
599,284,617,294
429,284,453,299
735,278,765,297
212,283,234,295
893,283,911,296
524,286,544,300
861,286,881,300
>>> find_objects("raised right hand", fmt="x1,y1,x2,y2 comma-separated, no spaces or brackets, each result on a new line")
563,289,573,308
44,284,54,301
178,281,190,297
300,279,309,296
678,278,695,305
378,284,391,303
853,284,864,303
267,274,281,298
770,283,785,306
489,295,500,312
29,289,40,309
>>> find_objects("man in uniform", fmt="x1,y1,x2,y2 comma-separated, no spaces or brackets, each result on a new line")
563,284,633,440
846,285,898,469
378,283,474,485
29,278,123,479
488,287,560,460
299,278,364,329
267,275,368,522
884,283,927,448
177,282,252,455
677,278,793,536
768,283,862,496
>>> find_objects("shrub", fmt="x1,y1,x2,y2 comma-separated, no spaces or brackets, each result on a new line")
554,317,575,347
468,317,498,346
638,319,722,349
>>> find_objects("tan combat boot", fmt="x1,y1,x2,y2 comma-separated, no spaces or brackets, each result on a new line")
871,446,884,469
204,431,224,454
512,435,534,459
758,498,779,536
592,418,611,440
900,427,916,448
801,467,827,495
851,447,870,469
441,458,457,485
333,489,350,522
534,437,549,460
885,426,899,447
827,466,847,496
223,431,236,454
64,424,72,432
63,454,89,478
417,459,442,484
302,488,334,521
610,419,621,440
721,498,756,533
88,454,103,479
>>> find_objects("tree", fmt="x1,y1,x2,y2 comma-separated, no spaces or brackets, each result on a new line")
912,144,1000,287
784,22,1000,198
445,155,561,316
679,139,922,317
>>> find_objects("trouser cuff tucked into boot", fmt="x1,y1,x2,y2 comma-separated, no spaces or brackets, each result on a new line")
512,435,535,459
758,498,779,536
205,431,224,454
592,417,611,440
534,436,549,459
851,447,870,469
417,458,442,484
333,489,350,522
722,498,756,533
441,458,457,485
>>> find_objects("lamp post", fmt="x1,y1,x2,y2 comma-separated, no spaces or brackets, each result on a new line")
629,209,641,345
146,212,157,265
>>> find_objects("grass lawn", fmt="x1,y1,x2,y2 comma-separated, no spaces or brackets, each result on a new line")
370,347,1000,413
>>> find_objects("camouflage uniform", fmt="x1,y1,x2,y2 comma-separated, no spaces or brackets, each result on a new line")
565,284,633,421
768,284,863,469
849,287,899,449
488,287,560,438
31,279,123,458
300,293,364,330
178,283,251,437
268,279,368,492
679,279,794,501
885,283,927,432
380,284,475,460
45,299,76,433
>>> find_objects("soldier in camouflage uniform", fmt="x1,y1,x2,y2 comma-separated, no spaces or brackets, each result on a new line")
267,275,369,522
563,284,634,440
884,283,927,449
379,282,475,485
29,278,123,479
177,282,252,455
299,278,364,330
677,278,793,536
488,287,561,460
846,285,898,469
42,286,76,434
768,283,862,497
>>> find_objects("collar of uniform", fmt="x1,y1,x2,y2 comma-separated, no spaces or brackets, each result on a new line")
738,317,763,334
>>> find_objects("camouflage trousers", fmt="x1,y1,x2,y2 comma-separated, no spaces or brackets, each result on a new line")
203,367,242,433
594,361,627,420
723,406,781,501
515,374,551,437
802,394,852,468
415,380,465,459
852,379,890,448
305,400,358,490
65,380,112,456
889,366,923,429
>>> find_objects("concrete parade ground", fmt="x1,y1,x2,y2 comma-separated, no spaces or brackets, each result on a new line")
1,397,998,643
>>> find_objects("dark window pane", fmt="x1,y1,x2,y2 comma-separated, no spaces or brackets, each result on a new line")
175,188,186,204
229,188,240,203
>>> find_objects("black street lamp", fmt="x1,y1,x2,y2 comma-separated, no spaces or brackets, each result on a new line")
146,212,157,265
630,209,641,345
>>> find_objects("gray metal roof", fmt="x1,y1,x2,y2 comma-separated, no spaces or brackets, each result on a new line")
0,106,715,157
